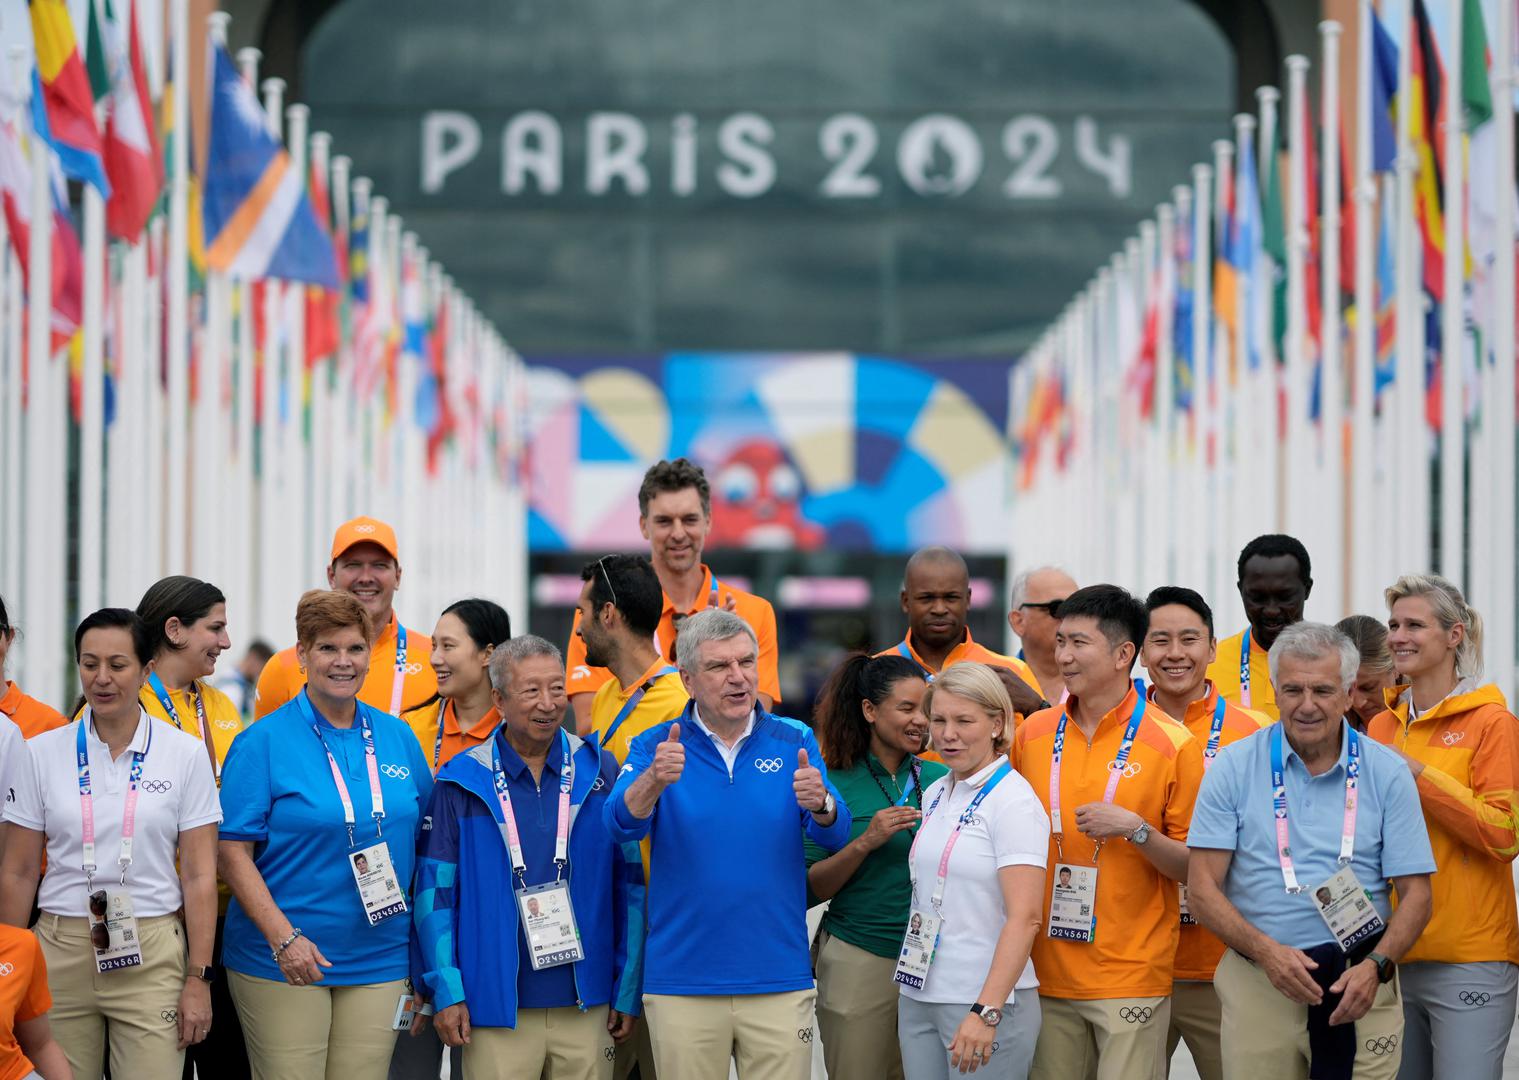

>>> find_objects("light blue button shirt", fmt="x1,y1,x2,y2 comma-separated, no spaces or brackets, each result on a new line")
1189,719,1435,950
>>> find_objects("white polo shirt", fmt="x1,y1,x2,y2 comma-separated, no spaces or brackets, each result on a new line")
5,709,222,917
902,755,1050,1005
0,715,24,809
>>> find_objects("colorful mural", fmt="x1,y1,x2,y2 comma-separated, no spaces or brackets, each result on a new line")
525,354,1013,554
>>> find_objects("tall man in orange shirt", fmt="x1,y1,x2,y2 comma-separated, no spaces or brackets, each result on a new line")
1012,585,1204,1080
1206,534,1313,721
565,459,779,734
254,516,437,719
1141,586,1271,1080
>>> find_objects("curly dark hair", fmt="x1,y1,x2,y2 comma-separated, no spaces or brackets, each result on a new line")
638,458,711,517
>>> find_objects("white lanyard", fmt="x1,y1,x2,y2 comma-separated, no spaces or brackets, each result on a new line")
1049,696,1146,860
908,762,1013,911
77,710,151,888
491,731,575,883
299,691,386,847
1270,723,1362,893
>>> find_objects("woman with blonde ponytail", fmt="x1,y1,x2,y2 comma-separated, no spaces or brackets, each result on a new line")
1368,573,1519,1079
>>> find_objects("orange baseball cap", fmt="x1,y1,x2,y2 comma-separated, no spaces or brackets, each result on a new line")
330,516,400,562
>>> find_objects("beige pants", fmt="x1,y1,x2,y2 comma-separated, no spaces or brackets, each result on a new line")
1030,993,1172,1080
1166,980,1223,1080
815,932,904,1080
611,1011,657,1080
644,989,816,1080
1214,948,1404,1080
463,1006,615,1080
35,911,188,1080
228,969,404,1080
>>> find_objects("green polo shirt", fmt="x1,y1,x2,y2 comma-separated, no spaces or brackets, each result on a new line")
805,753,949,959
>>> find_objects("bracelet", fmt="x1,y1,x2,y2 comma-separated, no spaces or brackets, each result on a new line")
271,928,303,962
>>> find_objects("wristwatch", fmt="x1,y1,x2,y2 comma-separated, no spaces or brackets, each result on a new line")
188,965,214,983
969,1003,1003,1027
1367,952,1396,983
1128,821,1152,845
816,792,836,817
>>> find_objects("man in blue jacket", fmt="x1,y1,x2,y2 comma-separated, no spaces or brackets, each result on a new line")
413,635,642,1080
607,608,851,1080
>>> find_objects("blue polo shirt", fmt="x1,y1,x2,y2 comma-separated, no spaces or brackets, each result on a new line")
1189,720,1435,950
493,731,580,1009
220,693,433,984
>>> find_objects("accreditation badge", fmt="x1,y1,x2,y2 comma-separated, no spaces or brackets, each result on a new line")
516,882,584,970
1310,865,1386,953
893,907,941,989
88,888,144,973
1047,862,1098,942
1178,883,1197,926
348,841,408,926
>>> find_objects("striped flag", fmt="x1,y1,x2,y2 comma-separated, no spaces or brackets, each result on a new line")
28,0,110,197
202,43,338,286
98,0,162,241
1,114,83,355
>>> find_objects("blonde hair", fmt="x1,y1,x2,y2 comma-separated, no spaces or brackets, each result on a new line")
1385,573,1484,679
295,589,373,650
923,662,1013,754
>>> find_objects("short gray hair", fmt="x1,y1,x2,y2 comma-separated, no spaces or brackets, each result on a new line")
489,634,563,692
1267,621,1359,692
674,608,757,671
1009,565,1072,609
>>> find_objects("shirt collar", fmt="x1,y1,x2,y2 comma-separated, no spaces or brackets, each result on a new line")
87,707,151,754
619,656,677,699
662,566,717,619
374,611,400,648
445,699,501,740
867,751,916,781
959,755,1005,789
1146,680,1218,726
902,628,972,673
1280,718,1351,772
0,681,20,717
494,726,564,779
1068,683,1141,736
690,702,755,746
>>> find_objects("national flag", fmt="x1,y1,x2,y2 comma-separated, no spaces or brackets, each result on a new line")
98,0,162,240
158,43,205,282
1230,129,1267,371
1212,148,1237,380
1,114,83,356
304,157,341,364
1262,117,1288,359
28,0,110,197
202,43,338,286
1370,11,1400,173
425,293,455,472
1408,0,1447,302
1301,89,1323,356
1173,199,1196,412
1374,195,1397,398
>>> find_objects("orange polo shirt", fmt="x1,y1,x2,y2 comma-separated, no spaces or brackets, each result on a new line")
1012,686,1204,1000
876,630,1043,696
565,565,780,704
0,925,50,1080
254,611,437,720
1206,628,1277,719
1369,681,1519,966
1160,682,1273,981
403,698,502,773
0,681,65,739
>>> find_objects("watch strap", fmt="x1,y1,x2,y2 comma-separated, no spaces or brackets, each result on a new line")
189,965,214,983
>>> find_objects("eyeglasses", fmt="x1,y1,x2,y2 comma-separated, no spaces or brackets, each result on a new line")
1019,599,1066,617
596,556,619,609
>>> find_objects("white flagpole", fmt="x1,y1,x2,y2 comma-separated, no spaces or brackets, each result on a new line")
1210,138,1232,612
80,186,106,615
24,105,57,703
1231,115,1255,574
365,193,388,521
284,101,310,608
331,158,355,526
1256,85,1283,533
1285,55,1310,549
1320,21,1346,615
145,214,165,582
1440,0,1466,588
165,0,190,574
1191,162,1214,611
1351,1,1378,613
308,129,333,571
1,198,19,612
1394,3,1430,576
1155,202,1177,584
1491,0,1516,696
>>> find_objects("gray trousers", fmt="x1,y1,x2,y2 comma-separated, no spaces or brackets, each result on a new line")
898,993,1041,1080
1397,960,1519,1080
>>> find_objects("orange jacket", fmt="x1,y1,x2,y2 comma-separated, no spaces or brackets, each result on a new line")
1368,681,1519,966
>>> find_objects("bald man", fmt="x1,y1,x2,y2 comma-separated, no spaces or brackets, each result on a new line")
881,547,1044,714
1008,565,1079,703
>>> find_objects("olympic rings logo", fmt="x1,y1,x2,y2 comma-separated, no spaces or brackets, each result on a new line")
215,717,239,730
603,1048,615,1061
380,765,411,779
354,524,376,534
1443,731,1466,746
1459,991,1492,1007
161,1009,179,1024
797,1028,813,1043
755,758,784,773
142,780,173,794
1365,1035,1399,1056
1109,761,1142,779
403,663,424,676
0,963,13,976
1118,1007,1153,1024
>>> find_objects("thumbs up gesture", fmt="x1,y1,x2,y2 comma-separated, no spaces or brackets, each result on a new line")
793,748,828,813
652,723,685,787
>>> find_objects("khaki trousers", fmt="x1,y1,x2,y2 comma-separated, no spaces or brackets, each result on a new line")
463,1006,615,1080
644,989,816,1080
1214,948,1404,1080
1166,980,1223,1080
35,911,188,1080
228,969,404,1080
815,933,904,1080
611,1011,657,1080
1030,993,1172,1080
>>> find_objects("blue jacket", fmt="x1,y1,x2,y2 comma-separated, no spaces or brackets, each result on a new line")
606,702,851,995
412,728,643,1027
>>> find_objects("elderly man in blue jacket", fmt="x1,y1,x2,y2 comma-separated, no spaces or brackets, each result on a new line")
413,635,642,1080
607,607,851,1080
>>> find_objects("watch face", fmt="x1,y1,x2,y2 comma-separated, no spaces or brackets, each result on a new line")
981,1007,1002,1026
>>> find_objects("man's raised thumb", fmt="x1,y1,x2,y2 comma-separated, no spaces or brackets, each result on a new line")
667,722,681,743
797,747,810,769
